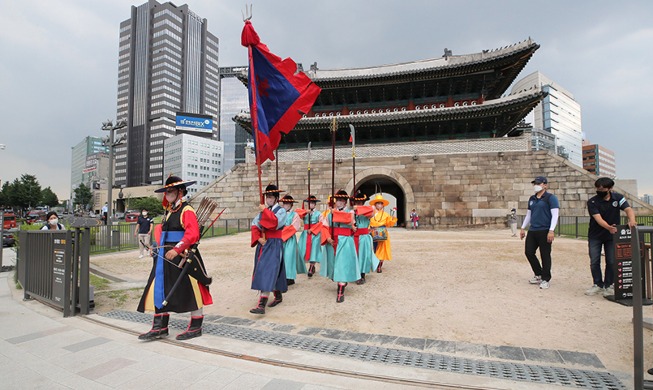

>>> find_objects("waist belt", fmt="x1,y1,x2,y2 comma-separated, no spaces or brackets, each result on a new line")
355,228,369,235
333,227,352,237
264,229,283,239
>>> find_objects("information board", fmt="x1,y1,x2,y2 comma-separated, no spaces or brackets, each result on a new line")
613,225,646,304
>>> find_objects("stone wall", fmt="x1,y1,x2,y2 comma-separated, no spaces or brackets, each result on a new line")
193,148,653,229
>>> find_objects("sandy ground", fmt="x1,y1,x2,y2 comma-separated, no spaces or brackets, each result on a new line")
91,227,653,376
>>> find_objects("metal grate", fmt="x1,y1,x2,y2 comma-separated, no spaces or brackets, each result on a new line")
104,310,625,389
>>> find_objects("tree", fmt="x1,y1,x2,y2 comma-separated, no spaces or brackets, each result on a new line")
41,187,59,208
0,181,9,207
74,183,93,211
128,196,164,217
9,175,42,211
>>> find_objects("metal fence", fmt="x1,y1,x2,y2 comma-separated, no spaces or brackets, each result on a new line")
532,215,653,239
86,218,252,255
630,226,653,390
17,228,91,317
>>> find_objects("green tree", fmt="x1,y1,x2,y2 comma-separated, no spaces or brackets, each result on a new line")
41,187,59,208
74,183,93,211
128,196,164,216
0,181,9,207
10,174,42,211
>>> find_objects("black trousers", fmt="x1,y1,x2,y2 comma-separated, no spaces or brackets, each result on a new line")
525,230,552,282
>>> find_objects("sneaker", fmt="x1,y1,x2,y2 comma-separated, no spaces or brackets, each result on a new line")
529,275,542,284
139,255,144,259
585,285,603,296
539,280,550,289
603,285,614,297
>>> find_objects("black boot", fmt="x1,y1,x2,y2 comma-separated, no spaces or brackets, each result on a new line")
336,284,346,303
286,279,295,285
176,316,203,341
356,273,366,285
250,296,268,314
307,263,315,278
138,313,169,341
268,290,283,307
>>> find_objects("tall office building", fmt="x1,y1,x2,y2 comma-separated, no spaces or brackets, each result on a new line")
70,136,109,203
218,66,250,171
511,71,583,167
582,143,616,178
115,1,219,187
163,133,224,197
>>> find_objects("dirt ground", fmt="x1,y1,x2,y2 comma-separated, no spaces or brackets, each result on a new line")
91,227,653,376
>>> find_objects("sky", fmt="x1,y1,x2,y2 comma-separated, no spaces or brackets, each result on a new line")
1,0,652,201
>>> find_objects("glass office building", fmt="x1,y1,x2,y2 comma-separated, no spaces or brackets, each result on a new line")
218,67,250,172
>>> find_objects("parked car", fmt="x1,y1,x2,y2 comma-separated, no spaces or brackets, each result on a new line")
114,212,125,220
3,212,17,230
3,232,16,247
125,210,140,223
25,210,47,225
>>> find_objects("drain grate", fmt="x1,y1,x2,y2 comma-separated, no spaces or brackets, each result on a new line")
104,310,625,389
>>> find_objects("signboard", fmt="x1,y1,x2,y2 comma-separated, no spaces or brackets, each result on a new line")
52,246,66,304
175,113,214,134
613,225,647,304
82,167,97,173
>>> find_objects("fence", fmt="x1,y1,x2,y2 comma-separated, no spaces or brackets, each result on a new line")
536,215,653,239
17,228,91,317
630,226,653,390
86,218,252,255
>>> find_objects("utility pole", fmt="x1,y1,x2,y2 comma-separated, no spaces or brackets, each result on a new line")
101,120,127,248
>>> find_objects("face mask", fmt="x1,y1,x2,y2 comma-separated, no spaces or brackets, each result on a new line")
49,218,58,225
533,185,543,193
165,193,177,203
596,190,609,198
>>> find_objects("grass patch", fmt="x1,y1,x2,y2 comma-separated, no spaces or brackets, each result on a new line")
90,274,111,291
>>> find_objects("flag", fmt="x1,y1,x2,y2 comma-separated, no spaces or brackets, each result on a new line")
241,21,322,165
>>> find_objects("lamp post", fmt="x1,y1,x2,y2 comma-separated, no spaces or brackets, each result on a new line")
102,120,127,248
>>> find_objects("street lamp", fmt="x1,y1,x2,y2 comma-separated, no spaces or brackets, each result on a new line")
102,119,127,248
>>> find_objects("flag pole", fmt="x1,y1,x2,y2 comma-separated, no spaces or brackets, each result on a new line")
275,148,279,187
349,124,356,194
330,118,336,237
307,141,311,229
247,44,264,204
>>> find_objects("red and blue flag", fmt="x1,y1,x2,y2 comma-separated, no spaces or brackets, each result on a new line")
241,21,321,165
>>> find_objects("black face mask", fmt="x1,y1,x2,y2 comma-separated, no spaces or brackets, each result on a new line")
596,190,609,198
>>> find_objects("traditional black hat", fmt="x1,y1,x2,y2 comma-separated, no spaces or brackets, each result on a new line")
262,183,283,196
333,189,349,199
304,194,321,203
280,194,298,203
350,190,369,202
154,175,196,193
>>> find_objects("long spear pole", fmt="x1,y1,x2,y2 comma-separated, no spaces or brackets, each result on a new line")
307,141,311,229
275,148,279,187
349,124,356,194
247,45,264,204
330,118,336,237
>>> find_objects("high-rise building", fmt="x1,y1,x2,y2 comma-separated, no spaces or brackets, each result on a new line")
641,194,653,205
218,66,250,171
115,0,219,187
511,71,583,167
70,136,109,205
582,143,616,178
163,133,224,197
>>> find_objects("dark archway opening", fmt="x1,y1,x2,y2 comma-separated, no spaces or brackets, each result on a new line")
355,177,406,227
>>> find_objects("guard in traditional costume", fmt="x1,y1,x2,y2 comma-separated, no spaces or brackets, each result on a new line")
297,195,326,277
369,194,398,273
280,194,306,285
250,184,288,314
321,189,360,302
137,176,213,341
351,191,380,285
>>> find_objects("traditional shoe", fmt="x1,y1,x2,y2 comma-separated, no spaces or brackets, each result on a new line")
336,284,346,303
176,316,203,341
356,278,366,285
138,313,169,341
250,296,268,314
268,291,283,307
286,279,295,285
307,263,315,278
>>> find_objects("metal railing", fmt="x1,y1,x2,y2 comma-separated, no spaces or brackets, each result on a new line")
17,228,91,317
631,226,653,390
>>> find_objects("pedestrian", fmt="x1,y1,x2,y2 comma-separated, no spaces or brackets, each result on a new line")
409,209,419,229
280,194,306,286
369,194,398,273
41,211,64,230
507,208,518,237
137,175,213,341
101,202,108,225
351,190,379,285
135,208,153,259
249,184,288,314
321,189,359,302
584,177,637,297
520,176,560,289
297,195,325,278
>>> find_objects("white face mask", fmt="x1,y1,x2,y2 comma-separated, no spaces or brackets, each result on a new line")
165,193,178,204
533,185,543,193
49,218,59,225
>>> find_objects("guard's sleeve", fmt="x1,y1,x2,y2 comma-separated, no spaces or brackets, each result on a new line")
251,225,262,247
356,206,374,218
259,208,279,230
174,207,200,254
282,225,297,242
320,223,331,244
295,208,308,219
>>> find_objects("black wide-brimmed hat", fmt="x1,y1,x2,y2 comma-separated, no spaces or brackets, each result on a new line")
332,189,349,199
350,190,368,202
154,175,196,193
304,194,321,203
280,194,298,203
262,183,283,196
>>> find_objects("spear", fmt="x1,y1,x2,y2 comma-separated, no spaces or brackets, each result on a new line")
307,142,312,229
330,117,336,238
349,124,356,194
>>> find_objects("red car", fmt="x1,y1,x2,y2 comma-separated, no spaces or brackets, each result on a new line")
3,212,17,230
125,211,140,223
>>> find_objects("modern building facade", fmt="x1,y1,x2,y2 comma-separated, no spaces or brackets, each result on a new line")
115,0,219,187
511,71,583,167
582,143,616,178
70,136,109,206
641,194,653,205
219,66,250,171
163,133,224,197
